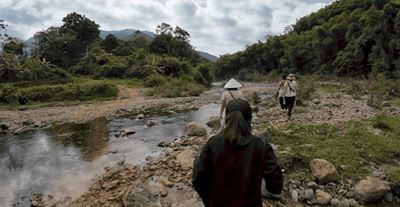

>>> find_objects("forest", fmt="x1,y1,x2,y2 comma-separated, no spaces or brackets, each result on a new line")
0,13,212,105
213,0,400,80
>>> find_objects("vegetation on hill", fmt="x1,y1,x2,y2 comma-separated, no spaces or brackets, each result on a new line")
212,0,400,79
0,13,211,105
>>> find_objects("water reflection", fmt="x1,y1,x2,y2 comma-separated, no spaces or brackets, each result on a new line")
0,104,220,207
49,117,109,161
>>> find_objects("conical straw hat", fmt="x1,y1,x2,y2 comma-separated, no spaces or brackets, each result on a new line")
224,78,242,89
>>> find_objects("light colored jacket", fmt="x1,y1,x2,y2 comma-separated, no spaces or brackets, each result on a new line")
278,80,286,97
284,80,297,97
220,90,244,118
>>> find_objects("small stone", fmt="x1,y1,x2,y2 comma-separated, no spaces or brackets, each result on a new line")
146,120,156,127
310,158,339,184
31,201,39,207
315,189,332,205
304,189,314,201
345,191,355,198
290,189,299,202
0,123,9,130
137,114,145,119
185,122,207,136
330,198,340,206
384,192,393,203
158,177,174,188
354,176,390,203
306,182,318,190
145,156,154,162
312,99,321,105
159,188,168,197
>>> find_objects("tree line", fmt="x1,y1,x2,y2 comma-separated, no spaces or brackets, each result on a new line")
212,0,400,79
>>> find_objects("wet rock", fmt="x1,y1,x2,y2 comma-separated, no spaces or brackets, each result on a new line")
392,184,400,196
157,141,169,148
120,128,136,136
312,99,321,105
0,123,9,130
136,114,145,119
354,176,390,203
125,187,162,207
14,126,32,135
175,149,195,171
310,159,339,184
23,118,35,126
185,122,207,136
315,189,332,205
206,116,220,129
384,192,393,203
146,121,156,127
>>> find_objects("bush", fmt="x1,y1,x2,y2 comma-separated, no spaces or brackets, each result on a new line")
0,81,117,104
144,74,167,87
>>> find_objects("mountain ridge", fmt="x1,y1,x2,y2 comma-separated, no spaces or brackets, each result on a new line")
24,29,218,61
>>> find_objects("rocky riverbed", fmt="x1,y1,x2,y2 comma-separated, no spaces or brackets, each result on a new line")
2,81,400,207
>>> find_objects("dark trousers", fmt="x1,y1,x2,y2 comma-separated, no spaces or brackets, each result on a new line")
279,97,286,110
285,96,296,117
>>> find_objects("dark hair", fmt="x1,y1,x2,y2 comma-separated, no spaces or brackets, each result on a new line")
224,99,252,145
282,75,287,80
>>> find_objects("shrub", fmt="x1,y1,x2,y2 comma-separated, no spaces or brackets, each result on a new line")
0,82,117,104
144,74,167,87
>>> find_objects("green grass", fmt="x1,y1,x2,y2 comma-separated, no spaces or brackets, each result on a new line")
0,79,118,106
267,114,400,179
387,168,400,184
389,98,400,106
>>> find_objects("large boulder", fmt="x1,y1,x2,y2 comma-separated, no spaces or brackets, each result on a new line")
354,176,391,203
185,122,207,136
175,149,195,171
310,159,339,184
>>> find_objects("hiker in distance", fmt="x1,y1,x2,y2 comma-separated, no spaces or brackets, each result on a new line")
219,78,244,123
278,75,287,110
193,99,283,207
284,73,297,121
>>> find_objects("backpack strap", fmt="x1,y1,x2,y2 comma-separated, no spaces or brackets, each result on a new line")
228,90,236,100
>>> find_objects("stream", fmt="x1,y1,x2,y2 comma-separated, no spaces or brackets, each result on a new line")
0,104,219,207
0,83,274,207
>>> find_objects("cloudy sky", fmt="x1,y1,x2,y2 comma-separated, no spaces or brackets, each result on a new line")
1,0,333,55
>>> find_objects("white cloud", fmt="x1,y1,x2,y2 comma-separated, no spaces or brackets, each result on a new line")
0,0,333,55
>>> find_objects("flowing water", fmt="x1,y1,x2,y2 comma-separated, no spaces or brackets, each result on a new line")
0,104,219,207
0,82,274,207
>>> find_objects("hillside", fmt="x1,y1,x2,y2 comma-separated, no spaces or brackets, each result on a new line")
213,0,400,79
24,29,217,61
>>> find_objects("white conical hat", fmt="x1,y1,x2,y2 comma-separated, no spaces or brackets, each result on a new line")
224,78,242,89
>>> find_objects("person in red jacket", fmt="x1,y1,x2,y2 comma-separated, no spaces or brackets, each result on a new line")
193,99,283,207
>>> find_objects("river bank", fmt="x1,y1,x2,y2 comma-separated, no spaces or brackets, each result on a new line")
2,81,400,207
64,81,400,207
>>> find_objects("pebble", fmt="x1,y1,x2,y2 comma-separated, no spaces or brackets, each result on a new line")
384,192,393,203
290,189,299,202
304,189,314,201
